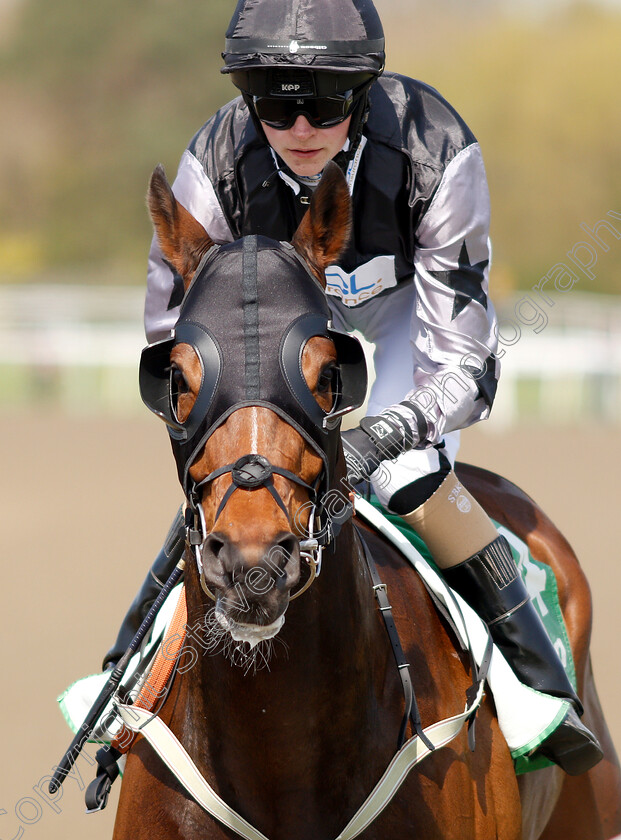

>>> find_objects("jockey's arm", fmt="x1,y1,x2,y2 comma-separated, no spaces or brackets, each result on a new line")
398,141,499,446
343,142,499,477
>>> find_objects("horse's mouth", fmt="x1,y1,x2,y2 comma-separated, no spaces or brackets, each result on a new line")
214,605,286,650
214,597,287,649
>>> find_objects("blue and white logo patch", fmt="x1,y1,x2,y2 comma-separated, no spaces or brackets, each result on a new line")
325,255,397,307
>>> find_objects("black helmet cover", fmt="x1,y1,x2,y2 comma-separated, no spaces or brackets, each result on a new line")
221,0,385,77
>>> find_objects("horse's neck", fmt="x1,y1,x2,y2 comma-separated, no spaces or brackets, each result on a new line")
176,523,389,816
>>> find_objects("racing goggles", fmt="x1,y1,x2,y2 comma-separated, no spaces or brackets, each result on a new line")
252,91,356,130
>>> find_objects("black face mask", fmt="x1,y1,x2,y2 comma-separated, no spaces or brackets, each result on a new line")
139,235,367,501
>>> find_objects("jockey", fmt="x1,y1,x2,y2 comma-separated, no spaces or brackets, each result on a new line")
107,0,601,774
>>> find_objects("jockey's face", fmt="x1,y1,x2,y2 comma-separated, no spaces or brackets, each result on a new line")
262,115,352,178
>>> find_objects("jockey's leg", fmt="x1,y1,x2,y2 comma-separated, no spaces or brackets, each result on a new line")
101,508,185,670
372,443,603,776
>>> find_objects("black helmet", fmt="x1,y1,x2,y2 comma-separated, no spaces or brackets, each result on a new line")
221,0,385,78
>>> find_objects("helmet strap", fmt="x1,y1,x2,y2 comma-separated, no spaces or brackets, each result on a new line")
338,88,371,168
242,92,269,142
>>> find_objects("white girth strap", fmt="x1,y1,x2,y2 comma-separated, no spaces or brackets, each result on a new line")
116,681,484,840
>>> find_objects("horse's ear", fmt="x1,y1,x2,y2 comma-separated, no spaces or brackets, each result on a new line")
292,160,352,286
147,164,214,291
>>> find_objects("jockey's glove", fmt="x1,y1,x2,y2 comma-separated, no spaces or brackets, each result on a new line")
341,411,416,485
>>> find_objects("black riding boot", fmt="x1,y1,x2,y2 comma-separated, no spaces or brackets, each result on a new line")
443,535,603,775
101,508,186,670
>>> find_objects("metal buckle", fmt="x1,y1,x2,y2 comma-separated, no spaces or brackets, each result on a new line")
185,499,208,577
291,512,323,600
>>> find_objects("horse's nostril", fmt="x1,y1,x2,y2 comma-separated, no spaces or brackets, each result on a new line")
274,535,298,572
203,534,230,583
204,534,225,559
202,534,241,589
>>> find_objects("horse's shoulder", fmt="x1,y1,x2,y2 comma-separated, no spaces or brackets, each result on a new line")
354,517,427,585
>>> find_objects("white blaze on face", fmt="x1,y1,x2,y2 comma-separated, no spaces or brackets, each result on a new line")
249,405,260,454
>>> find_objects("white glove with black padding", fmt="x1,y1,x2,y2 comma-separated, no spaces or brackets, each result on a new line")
341,405,428,485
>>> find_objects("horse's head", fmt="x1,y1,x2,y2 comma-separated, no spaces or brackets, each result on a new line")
140,162,367,648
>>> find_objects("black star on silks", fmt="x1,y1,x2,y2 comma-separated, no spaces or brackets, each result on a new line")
427,241,489,320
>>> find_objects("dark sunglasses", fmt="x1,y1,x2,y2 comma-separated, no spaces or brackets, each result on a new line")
252,91,356,130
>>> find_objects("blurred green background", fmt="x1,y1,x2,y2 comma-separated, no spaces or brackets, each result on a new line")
1,0,620,291
0,0,620,422
0,0,621,424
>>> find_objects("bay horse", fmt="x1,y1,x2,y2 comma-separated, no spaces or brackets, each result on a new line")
112,162,621,840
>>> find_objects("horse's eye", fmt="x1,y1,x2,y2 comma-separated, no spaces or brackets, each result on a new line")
171,366,189,396
317,363,337,396
170,367,190,421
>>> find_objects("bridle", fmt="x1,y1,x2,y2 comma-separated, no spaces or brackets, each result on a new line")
184,452,327,602
196,453,318,529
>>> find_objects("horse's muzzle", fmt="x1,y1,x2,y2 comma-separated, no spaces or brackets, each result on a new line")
200,531,301,626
